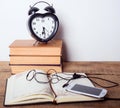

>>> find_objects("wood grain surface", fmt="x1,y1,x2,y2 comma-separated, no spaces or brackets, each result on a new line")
0,61,120,108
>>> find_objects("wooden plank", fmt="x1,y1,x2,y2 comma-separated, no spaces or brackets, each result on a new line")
63,62,120,75
0,61,11,72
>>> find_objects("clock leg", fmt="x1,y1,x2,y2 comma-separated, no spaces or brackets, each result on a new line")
33,40,39,46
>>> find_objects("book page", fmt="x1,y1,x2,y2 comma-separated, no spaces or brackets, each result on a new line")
50,72,99,103
5,70,54,105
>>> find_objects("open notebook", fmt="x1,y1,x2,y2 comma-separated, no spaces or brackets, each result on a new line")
4,70,100,106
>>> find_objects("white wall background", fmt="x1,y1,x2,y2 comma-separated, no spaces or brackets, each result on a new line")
0,0,120,61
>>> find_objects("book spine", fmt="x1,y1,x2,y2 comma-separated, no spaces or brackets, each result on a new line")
10,56,61,65
10,48,62,56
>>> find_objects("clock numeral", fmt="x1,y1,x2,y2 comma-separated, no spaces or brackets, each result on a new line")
32,22,36,25
41,19,45,23
51,26,54,29
33,28,36,30
52,20,54,24
36,31,38,34
36,18,40,21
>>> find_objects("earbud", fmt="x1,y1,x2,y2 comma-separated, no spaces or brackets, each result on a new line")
28,7,39,15
63,83,69,88
62,73,82,88
44,6,55,13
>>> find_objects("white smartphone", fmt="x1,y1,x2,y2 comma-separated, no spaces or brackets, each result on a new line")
66,84,107,98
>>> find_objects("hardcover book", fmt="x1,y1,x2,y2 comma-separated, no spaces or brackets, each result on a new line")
10,56,61,65
9,39,62,56
4,70,100,106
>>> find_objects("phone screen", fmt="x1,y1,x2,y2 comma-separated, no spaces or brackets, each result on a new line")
71,84,102,96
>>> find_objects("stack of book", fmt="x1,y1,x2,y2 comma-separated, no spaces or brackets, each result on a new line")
9,39,63,74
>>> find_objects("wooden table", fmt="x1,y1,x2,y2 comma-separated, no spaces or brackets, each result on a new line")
0,61,120,108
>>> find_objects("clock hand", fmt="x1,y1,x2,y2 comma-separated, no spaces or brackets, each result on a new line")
44,27,49,33
42,27,46,38
42,27,45,34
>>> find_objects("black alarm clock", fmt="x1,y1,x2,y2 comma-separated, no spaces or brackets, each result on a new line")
28,1,59,43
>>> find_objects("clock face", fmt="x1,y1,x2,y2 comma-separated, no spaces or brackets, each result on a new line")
28,13,59,42
32,16,55,39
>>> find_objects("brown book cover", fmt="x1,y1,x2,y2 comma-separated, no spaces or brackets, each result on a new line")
10,55,61,65
9,39,62,56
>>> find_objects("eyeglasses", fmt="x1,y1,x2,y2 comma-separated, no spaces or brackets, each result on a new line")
26,69,49,84
26,69,72,84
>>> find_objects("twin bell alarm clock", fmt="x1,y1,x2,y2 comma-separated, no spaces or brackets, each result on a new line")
28,1,59,43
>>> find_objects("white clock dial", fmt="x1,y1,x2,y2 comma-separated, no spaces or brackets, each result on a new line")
31,16,55,39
